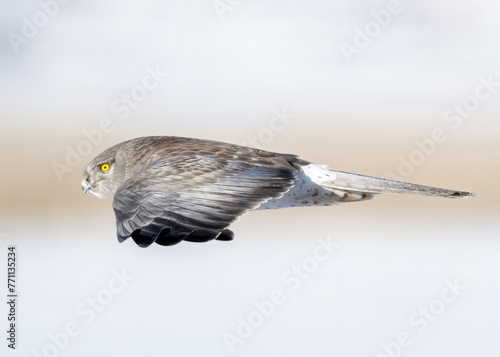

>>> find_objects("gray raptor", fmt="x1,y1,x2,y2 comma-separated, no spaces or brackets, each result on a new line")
82,136,474,247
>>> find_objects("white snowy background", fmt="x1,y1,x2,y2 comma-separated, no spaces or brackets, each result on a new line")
1,0,499,356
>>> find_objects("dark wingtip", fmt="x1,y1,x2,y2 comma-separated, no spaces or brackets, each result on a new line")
117,226,235,247
117,234,129,243
131,230,156,248
216,229,235,241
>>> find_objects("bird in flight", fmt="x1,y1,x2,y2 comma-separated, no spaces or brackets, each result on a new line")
82,136,474,248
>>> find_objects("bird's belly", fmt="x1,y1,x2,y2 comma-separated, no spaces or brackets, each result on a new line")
256,170,338,210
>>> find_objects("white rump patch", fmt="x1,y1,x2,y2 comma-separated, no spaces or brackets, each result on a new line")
256,165,339,210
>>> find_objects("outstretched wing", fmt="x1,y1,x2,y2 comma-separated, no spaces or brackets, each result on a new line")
112,155,297,247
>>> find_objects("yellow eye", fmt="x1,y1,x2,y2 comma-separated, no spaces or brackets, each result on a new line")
101,164,110,172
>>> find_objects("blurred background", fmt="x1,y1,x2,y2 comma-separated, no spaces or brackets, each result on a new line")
1,0,499,356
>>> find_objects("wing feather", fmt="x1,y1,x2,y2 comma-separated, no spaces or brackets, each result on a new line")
112,155,297,247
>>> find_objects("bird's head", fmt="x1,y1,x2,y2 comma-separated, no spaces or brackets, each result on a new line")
82,136,165,199
82,147,124,199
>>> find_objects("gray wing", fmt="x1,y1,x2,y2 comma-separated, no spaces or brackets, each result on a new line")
112,155,298,247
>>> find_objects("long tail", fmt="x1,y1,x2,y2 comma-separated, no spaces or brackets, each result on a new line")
303,164,475,199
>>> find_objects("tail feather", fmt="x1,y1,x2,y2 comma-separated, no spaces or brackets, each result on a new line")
303,164,475,199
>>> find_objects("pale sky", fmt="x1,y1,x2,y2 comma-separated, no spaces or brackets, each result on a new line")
1,0,499,137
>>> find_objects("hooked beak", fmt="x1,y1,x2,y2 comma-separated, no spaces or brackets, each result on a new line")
82,173,93,194
82,172,100,197
81,172,107,199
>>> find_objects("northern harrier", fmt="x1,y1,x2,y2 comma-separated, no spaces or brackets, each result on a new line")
82,136,474,247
